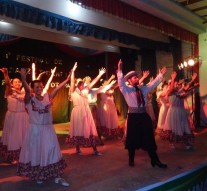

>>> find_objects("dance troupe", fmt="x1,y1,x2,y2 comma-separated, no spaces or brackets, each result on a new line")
0,59,198,186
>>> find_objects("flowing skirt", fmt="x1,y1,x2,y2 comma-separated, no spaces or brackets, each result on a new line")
17,123,67,181
0,110,29,162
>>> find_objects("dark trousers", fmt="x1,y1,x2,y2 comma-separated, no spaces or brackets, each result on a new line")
128,148,160,163
126,112,160,163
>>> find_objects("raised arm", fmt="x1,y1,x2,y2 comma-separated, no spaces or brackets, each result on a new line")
159,67,167,76
36,71,46,80
183,73,197,91
166,71,177,97
117,59,122,72
102,74,116,86
42,66,56,95
139,70,150,85
69,62,78,94
32,63,36,80
117,59,129,94
20,68,31,104
145,67,166,92
0,68,10,84
88,67,106,89
0,68,11,96
32,63,47,80
98,80,117,93
178,83,199,98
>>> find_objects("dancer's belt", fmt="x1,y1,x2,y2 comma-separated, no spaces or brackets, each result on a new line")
128,106,146,113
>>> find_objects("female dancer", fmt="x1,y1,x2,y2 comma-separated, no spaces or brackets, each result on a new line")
0,68,29,164
17,68,70,186
160,72,197,150
67,63,105,155
96,76,121,139
156,81,169,134
83,75,117,144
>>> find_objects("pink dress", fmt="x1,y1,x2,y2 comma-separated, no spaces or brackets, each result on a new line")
17,93,67,181
96,92,121,138
0,89,29,162
67,88,100,147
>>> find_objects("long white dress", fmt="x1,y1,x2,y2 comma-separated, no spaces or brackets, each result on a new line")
0,88,29,162
17,93,67,181
160,91,194,146
67,88,100,147
156,93,169,133
96,91,121,138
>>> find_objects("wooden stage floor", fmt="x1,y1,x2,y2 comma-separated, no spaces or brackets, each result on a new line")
0,122,207,191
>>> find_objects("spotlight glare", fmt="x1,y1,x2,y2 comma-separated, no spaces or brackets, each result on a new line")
184,61,188,67
181,63,184,68
188,59,195,66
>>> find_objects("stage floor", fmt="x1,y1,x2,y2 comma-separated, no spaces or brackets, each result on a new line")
0,122,207,191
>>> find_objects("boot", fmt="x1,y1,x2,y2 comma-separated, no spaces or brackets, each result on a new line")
148,151,167,169
128,148,135,167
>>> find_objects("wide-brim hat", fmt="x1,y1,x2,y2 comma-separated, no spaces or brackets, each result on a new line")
124,71,140,81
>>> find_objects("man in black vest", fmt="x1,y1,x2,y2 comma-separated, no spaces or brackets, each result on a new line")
117,59,167,168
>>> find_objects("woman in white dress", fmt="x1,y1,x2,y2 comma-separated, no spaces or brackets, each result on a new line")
160,72,197,150
96,87,121,139
0,68,29,164
83,75,117,144
17,68,70,186
67,63,105,155
156,82,169,134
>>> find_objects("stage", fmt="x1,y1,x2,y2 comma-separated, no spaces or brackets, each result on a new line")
0,122,207,191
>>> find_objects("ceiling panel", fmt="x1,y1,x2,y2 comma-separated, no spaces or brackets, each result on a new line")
120,0,207,34
174,0,207,24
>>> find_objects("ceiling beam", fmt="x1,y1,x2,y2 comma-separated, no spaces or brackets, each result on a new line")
180,0,204,6
191,5,207,12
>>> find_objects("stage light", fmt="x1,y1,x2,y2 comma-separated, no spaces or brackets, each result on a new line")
184,61,188,67
188,59,195,66
181,63,184,68
177,56,201,71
